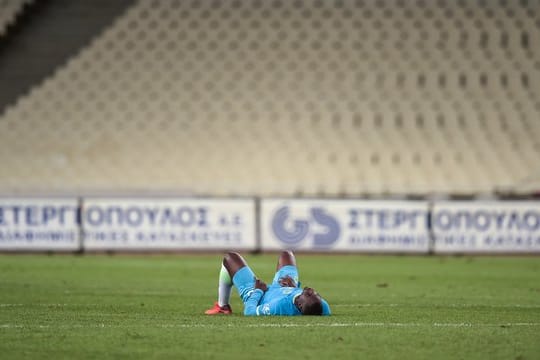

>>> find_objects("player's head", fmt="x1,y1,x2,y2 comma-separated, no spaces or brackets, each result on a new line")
294,287,323,315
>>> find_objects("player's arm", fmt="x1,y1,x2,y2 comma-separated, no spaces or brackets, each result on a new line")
243,279,268,316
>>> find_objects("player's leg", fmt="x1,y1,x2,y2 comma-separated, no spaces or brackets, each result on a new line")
223,251,249,277
205,252,251,315
271,250,299,288
276,250,296,270
227,252,260,303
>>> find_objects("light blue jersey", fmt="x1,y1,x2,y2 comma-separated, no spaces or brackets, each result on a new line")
233,265,331,316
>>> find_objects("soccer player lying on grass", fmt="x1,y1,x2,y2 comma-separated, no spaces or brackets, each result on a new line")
205,251,331,316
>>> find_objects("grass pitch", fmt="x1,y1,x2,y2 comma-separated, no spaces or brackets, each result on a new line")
0,254,539,359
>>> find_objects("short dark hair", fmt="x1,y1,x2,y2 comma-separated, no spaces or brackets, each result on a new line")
301,296,323,315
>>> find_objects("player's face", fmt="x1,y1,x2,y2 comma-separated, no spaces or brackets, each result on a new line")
294,287,323,314
297,287,320,305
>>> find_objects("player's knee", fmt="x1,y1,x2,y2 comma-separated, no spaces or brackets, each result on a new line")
223,252,247,275
281,250,294,258
223,252,242,264
277,250,296,269
280,250,296,263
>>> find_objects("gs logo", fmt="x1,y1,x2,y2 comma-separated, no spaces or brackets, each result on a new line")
271,206,340,248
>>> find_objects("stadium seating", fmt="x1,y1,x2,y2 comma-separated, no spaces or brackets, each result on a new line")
0,0,539,197
0,0,30,36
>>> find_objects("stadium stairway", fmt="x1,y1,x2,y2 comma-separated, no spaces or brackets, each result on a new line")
0,0,135,116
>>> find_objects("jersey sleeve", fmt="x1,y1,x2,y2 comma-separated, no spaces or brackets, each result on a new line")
245,292,290,316
243,289,265,316
321,298,331,316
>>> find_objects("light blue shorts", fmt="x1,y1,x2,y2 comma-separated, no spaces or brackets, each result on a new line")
232,266,257,302
270,265,299,289
233,265,299,303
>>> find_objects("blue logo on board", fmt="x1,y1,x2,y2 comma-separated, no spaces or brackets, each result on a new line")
271,206,340,248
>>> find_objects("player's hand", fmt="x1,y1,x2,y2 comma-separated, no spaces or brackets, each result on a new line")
255,279,268,292
278,275,296,287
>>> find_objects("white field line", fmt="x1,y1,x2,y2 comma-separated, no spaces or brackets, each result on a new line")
0,303,103,307
2,303,540,309
1,322,540,329
335,304,540,309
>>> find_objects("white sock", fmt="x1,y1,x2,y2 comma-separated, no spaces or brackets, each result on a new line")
217,264,232,307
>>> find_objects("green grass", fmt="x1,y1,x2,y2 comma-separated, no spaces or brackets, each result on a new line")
0,254,539,359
